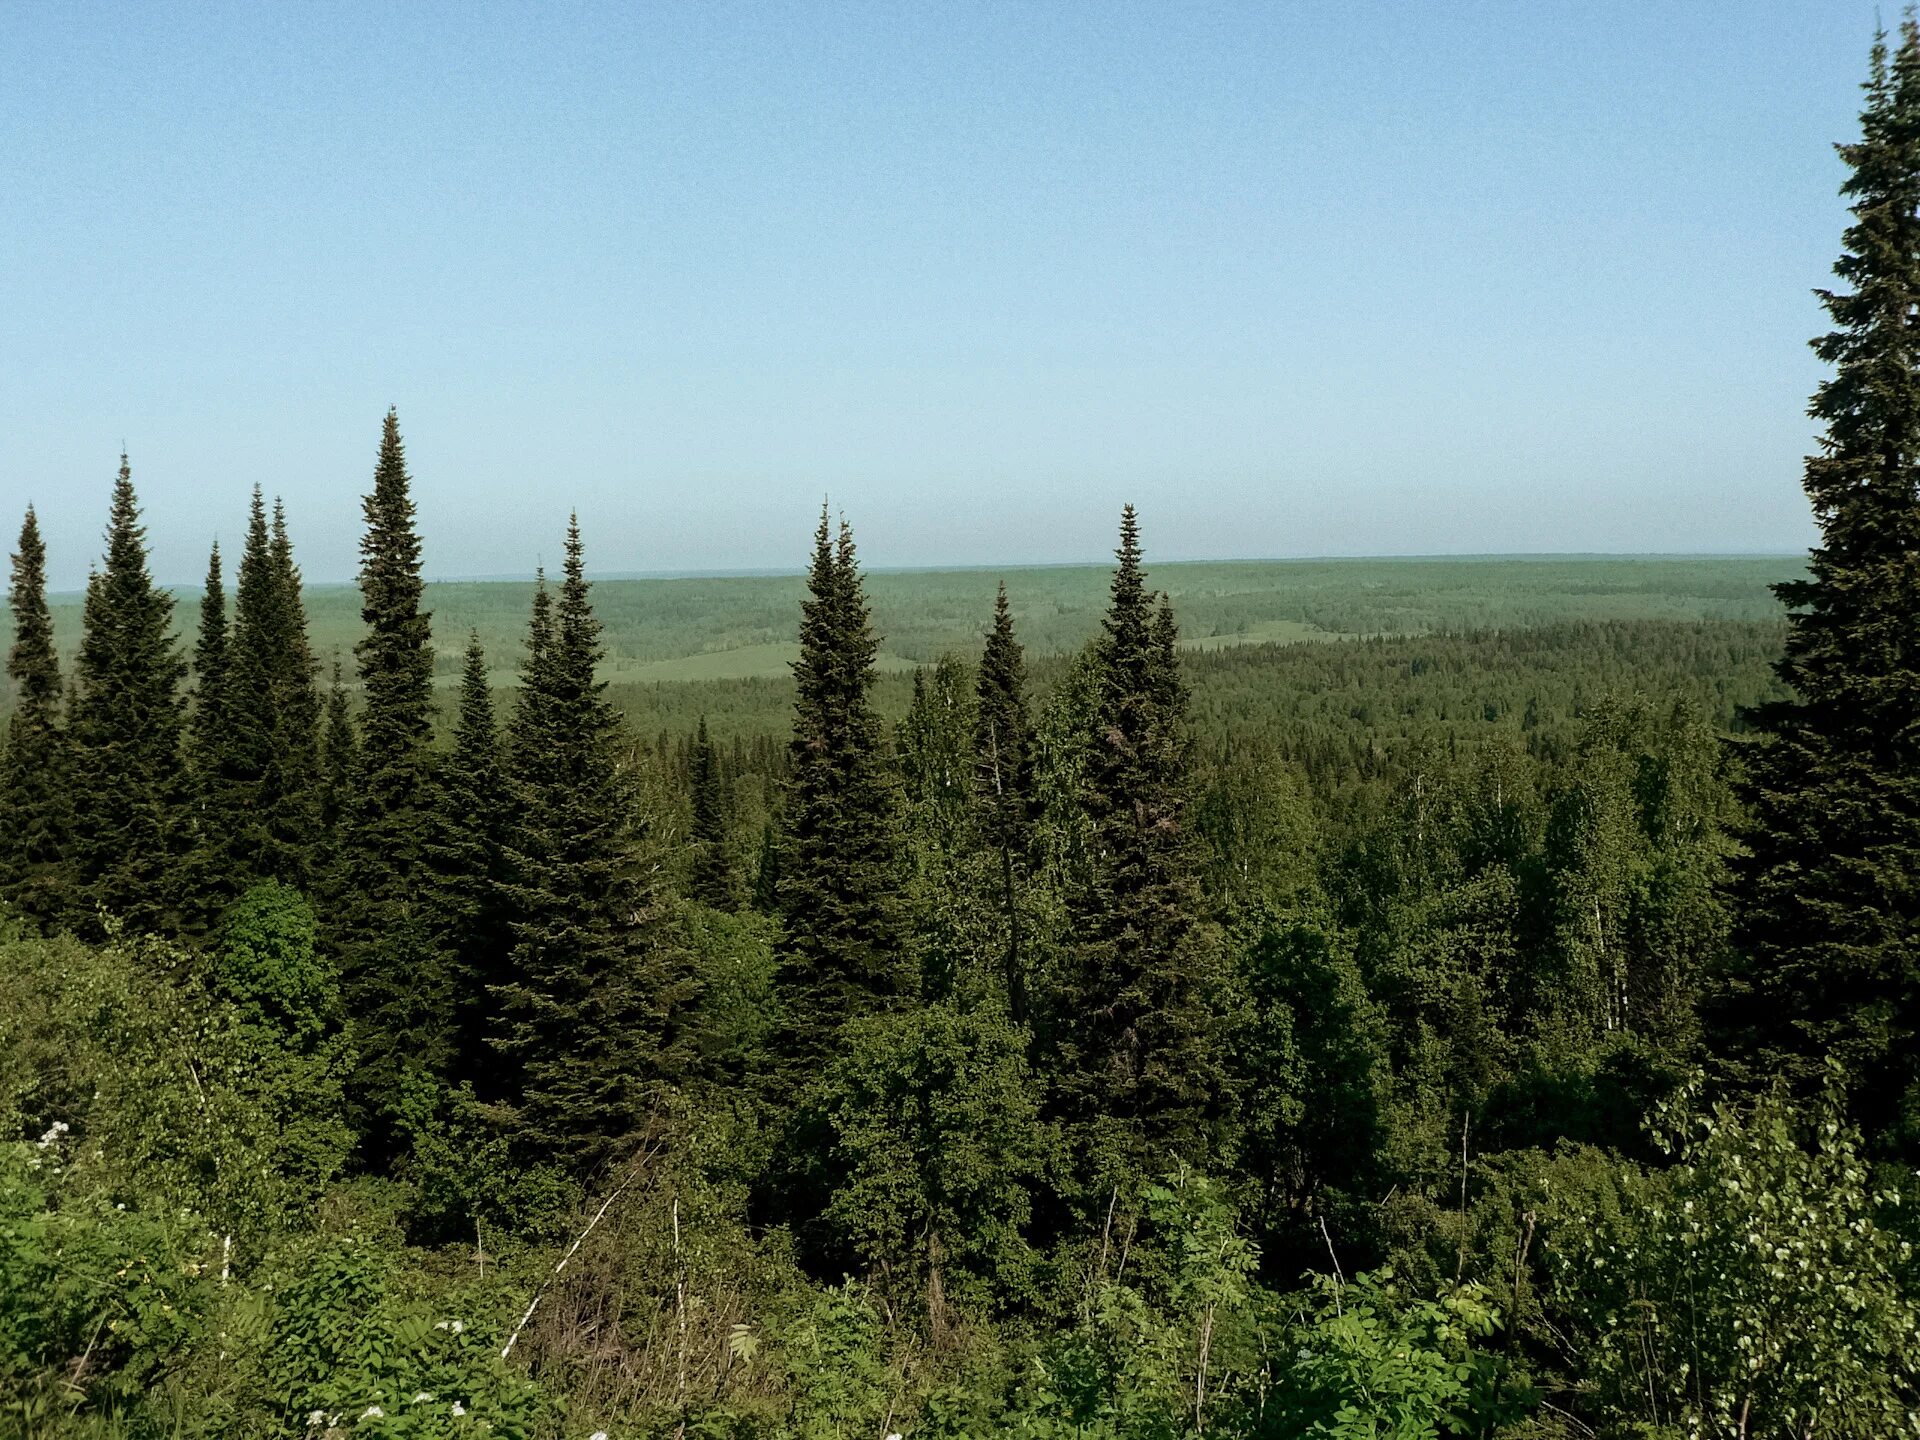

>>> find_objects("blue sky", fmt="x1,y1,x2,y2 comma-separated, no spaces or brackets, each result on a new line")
0,2,1875,587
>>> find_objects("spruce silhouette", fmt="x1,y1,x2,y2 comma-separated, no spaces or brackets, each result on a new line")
69,457,187,934
0,506,73,923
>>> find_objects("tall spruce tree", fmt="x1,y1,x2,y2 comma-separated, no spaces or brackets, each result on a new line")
1727,21,1920,1157
494,521,694,1170
336,409,447,1115
974,583,1033,1021
201,490,322,906
775,508,906,1064
177,541,231,931
1044,506,1223,1178
188,541,228,779
68,457,187,934
689,715,734,909
0,506,73,923
425,633,512,1086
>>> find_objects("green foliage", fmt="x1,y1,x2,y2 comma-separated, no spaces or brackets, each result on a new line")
1045,509,1227,1185
267,1236,551,1438
1728,18,1920,1161
68,456,188,935
336,409,449,1133
1269,1269,1531,1440
690,715,737,910
0,1144,218,1432
816,1002,1042,1324
776,1282,894,1440
1548,1078,1920,1438
424,633,512,1088
775,511,908,1065
494,520,697,1172
1,505,73,926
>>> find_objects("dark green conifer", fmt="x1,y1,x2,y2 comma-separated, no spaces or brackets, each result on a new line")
1726,22,1920,1157
974,584,1033,1020
1045,506,1223,1176
188,541,228,775
425,633,512,1085
689,716,734,909
494,520,695,1170
176,540,233,932
0,506,74,923
68,457,188,934
181,490,323,933
775,508,906,1064
336,410,446,1116
316,658,356,857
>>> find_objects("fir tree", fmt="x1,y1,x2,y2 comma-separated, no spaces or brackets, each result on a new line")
0,506,73,923
1045,506,1224,1178
689,715,734,909
494,520,695,1170
974,583,1033,1020
425,633,512,1086
775,508,906,1064
336,409,446,1116
68,457,188,934
1726,22,1920,1157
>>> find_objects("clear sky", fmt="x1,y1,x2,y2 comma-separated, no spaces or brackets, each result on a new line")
0,2,1877,588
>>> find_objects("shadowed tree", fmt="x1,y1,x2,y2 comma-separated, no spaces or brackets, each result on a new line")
493,520,696,1171
775,508,906,1068
0,506,74,924
1043,507,1226,1185
688,715,734,909
974,582,1033,1020
1724,22,1920,1160
68,456,187,934
335,409,447,1128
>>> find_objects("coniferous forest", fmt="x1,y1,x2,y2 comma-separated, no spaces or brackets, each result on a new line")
9,28,1920,1440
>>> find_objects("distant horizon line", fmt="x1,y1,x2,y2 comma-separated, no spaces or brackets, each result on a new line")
36,548,1801,598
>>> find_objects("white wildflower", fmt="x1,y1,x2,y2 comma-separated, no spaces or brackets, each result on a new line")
413,1391,434,1403
450,1319,465,1334
590,1432,610,1440
362,1405,384,1418
435,1320,451,1330
452,1401,467,1416
308,1412,327,1427
36,1120,70,1148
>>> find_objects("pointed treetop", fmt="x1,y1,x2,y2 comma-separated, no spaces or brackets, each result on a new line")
8,505,58,703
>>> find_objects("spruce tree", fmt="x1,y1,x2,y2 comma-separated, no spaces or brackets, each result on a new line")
336,409,446,1114
68,457,187,934
425,633,511,1086
1726,21,1920,1156
315,658,356,872
974,583,1033,1020
0,506,73,923
494,521,694,1170
776,508,906,1064
177,541,231,931
689,715,734,909
188,541,228,777
200,489,321,907
1045,506,1223,1178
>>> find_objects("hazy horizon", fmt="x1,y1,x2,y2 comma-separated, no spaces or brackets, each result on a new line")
5,3,1867,588
18,548,1812,599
